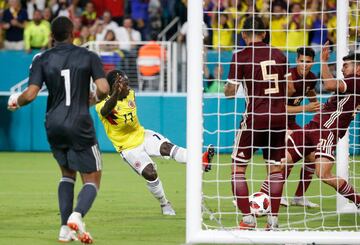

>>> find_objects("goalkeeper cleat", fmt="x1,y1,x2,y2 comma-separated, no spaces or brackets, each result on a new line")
58,225,78,243
67,212,93,244
280,197,289,207
291,196,319,208
161,202,176,216
202,144,215,172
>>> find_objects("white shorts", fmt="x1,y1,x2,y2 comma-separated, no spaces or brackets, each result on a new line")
119,129,169,174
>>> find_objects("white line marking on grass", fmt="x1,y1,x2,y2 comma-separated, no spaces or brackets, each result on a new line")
279,213,340,228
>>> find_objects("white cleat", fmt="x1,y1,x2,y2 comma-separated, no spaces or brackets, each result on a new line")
280,197,289,207
67,212,93,244
265,216,279,231
291,196,319,208
58,225,78,243
161,202,176,216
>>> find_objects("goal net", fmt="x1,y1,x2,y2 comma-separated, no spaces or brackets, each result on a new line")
186,0,360,244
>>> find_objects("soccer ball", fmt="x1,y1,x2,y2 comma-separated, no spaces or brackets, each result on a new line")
249,192,271,216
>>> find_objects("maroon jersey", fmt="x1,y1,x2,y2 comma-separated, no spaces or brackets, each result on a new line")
228,42,289,129
287,67,317,124
312,75,360,138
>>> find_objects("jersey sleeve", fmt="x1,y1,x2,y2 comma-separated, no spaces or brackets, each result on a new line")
342,77,356,94
28,53,44,88
227,52,243,84
89,51,106,80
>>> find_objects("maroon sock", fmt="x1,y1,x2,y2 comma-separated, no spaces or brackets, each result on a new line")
282,165,293,180
232,171,251,215
338,181,360,205
261,171,284,215
294,164,315,197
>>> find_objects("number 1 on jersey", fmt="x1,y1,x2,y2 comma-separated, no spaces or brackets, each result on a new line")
61,69,71,106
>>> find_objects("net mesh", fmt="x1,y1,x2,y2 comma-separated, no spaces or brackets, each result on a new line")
202,0,360,232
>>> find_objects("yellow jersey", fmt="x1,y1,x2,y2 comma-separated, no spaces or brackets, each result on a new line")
95,90,145,152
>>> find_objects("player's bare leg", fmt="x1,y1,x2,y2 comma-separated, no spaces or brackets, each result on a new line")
261,164,285,230
160,142,186,162
67,171,101,244
142,163,175,215
291,152,318,208
232,164,256,229
315,157,360,207
58,166,77,242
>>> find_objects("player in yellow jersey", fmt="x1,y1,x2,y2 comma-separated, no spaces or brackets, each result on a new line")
96,70,214,215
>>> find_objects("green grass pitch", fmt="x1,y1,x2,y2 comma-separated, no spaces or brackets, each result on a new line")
0,152,359,245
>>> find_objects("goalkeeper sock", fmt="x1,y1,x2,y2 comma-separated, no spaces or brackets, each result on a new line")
146,178,168,205
261,171,284,215
58,177,75,225
294,163,315,197
169,145,187,163
231,171,251,215
74,183,98,217
338,180,360,205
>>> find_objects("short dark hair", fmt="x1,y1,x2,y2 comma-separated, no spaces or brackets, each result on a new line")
242,16,266,36
107,70,129,90
296,47,315,59
343,52,360,65
51,16,73,42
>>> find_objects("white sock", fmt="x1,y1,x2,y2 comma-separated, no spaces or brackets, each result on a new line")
169,145,187,163
146,178,168,205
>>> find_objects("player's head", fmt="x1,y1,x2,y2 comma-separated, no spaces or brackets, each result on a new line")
107,70,130,99
51,16,74,43
296,47,315,77
241,16,266,44
342,52,360,76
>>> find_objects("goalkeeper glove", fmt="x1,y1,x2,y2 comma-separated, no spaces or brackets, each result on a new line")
89,82,99,105
202,144,215,172
7,93,21,111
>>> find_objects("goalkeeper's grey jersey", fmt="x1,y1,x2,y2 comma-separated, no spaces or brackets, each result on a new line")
28,43,105,150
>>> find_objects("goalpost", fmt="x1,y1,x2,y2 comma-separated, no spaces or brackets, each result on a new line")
187,0,360,244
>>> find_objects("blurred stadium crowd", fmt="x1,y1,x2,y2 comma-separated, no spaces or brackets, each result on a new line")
202,0,359,52
1,0,359,52
0,0,185,51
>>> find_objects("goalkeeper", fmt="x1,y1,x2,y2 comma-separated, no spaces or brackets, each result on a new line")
96,70,214,216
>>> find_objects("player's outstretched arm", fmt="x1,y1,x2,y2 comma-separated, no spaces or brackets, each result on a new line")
8,84,41,111
224,82,239,98
94,78,110,101
287,101,321,114
100,81,121,117
321,41,346,93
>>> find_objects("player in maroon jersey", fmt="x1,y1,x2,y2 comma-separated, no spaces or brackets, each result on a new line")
225,16,290,230
287,42,360,208
281,47,321,208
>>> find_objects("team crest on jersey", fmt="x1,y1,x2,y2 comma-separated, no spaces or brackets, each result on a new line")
134,161,141,169
128,100,135,108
